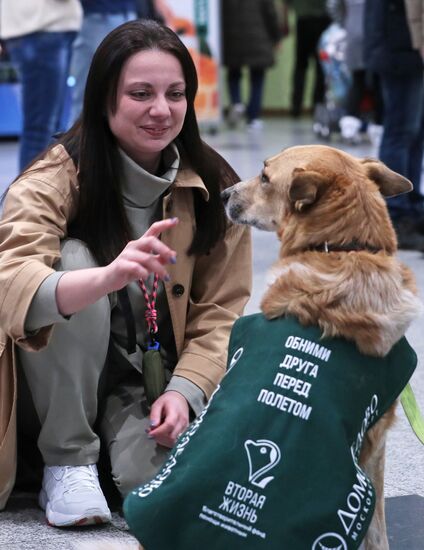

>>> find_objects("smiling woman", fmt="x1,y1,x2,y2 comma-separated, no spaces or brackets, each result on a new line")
0,19,252,527
108,49,188,172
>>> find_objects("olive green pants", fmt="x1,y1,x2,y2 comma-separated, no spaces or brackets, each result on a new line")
18,239,169,496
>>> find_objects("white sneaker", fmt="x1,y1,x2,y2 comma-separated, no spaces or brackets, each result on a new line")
227,103,245,127
367,123,383,149
39,464,112,527
247,118,264,131
339,115,362,143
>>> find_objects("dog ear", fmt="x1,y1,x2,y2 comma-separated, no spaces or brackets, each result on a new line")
289,168,328,211
361,158,413,197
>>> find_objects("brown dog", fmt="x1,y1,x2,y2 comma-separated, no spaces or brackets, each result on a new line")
221,145,421,550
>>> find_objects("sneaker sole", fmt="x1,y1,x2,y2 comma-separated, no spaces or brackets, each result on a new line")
46,513,111,527
39,488,112,527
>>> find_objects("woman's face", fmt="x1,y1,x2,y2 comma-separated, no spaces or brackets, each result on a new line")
108,49,187,172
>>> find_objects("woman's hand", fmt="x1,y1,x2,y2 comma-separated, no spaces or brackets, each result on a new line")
103,218,178,292
147,390,190,448
56,218,178,316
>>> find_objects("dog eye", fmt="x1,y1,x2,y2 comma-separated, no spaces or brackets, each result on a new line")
261,173,269,184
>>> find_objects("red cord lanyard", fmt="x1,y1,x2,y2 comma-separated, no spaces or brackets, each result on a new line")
138,273,160,350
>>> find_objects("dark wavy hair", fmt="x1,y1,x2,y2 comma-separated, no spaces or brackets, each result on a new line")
59,19,238,265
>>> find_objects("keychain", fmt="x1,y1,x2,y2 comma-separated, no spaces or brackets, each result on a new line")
139,274,166,406
143,337,166,407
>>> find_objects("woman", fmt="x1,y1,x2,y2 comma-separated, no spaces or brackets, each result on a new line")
0,20,252,527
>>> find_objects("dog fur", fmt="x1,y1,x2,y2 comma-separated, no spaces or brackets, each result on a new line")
221,144,421,550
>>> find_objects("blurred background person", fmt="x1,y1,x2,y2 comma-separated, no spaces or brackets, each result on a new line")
68,0,138,125
364,0,424,251
0,0,82,171
283,0,330,118
69,0,175,125
221,0,283,131
327,0,383,145
135,0,174,25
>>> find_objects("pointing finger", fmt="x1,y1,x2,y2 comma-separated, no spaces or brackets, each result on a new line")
144,217,179,238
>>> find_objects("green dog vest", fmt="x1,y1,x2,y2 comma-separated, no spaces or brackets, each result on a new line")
124,314,417,550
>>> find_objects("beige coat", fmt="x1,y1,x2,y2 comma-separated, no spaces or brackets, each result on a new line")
0,145,252,509
405,0,424,57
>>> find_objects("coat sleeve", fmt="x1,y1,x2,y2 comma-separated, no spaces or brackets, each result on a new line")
172,222,252,399
0,149,78,348
261,0,284,44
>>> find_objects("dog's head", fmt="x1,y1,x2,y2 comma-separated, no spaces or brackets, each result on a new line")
221,145,412,255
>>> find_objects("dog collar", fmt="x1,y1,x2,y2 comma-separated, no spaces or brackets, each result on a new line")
310,241,383,254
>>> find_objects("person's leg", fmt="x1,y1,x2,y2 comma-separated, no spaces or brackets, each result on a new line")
406,76,424,205
370,72,384,125
246,67,265,122
17,239,112,526
379,73,424,217
99,363,170,497
227,66,242,106
339,71,366,142
16,362,44,491
226,67,245,126
311,16,331,107
378,73,424,249
18,240,111,466
345,70,366,119
69,11,137,124
291,18,309,117
313,53,327,107
6,31,76,171
365,72,384,149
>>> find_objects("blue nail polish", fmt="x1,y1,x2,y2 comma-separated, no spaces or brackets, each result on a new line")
164,274,171,282
170,256,177,264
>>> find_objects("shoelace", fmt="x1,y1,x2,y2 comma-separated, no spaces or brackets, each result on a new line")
58,466,100,494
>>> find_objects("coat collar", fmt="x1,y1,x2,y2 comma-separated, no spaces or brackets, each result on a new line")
173,163,209,202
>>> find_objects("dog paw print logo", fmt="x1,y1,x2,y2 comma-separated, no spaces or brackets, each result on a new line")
311,533,347,550
244,439,281,489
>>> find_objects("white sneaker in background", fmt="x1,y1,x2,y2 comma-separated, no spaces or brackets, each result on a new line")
39,464,112,527
247,118,264,131
367,123,383,149
339,115,362,143
227,103,245,128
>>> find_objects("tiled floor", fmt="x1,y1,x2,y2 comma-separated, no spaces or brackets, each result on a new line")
0,118,423,549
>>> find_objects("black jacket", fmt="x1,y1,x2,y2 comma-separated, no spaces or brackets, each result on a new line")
364,0,422,76
221,0,282,69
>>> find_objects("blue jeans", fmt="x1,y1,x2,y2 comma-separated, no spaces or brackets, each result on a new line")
69,11,136,124
228,67,265,122
6,31,76,171
379,72,424,219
